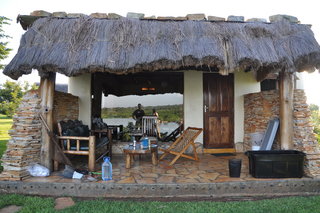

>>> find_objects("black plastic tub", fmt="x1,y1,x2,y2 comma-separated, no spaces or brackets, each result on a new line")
246,150,305,178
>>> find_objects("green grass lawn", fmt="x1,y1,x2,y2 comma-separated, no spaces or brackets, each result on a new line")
0,114,12,140
0,114,12,171
0,194,320,213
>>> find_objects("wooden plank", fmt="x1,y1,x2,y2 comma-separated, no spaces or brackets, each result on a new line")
67,140,70,150
63,150,89,155
279,71,294,150
57,136,90,140
203,148,236,154
76,140,80,151
209,117,220,146
221,116,230,144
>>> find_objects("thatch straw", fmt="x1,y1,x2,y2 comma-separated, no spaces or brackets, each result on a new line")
3,16,320,80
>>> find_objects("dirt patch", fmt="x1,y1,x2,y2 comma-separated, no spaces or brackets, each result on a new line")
0,205,22,213
55,197,75,210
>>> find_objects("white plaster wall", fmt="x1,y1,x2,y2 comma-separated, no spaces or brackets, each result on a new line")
295,72,305,90
68,73,91,127
234,71,260,143
184,71,203,143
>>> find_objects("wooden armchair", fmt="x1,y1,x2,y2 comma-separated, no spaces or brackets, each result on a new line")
159,127,203,165
56,120,112,171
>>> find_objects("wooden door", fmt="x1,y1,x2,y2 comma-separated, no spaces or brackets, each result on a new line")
203,73,234,149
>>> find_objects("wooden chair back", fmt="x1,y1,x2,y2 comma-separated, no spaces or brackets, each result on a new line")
141,116,158,138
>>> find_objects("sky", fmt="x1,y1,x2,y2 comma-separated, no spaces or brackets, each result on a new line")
0,0,320,106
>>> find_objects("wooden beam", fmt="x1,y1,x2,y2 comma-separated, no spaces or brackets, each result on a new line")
203,148,236,154
279,71,294,150
39,72,56,171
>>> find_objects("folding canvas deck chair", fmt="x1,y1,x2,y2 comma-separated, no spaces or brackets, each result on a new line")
159,127,203,165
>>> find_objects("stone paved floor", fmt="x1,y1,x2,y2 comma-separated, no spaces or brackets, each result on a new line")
23,153,305,184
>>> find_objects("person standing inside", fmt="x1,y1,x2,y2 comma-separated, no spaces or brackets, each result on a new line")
152,108,161,138
132,103,145,128
152,108,159,118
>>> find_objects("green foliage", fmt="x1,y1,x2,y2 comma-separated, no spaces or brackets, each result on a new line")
310,104,319,112
0,80,38,117
310,104,320,143
102,105,183,122
0,16,12,69
1,194,320,212
121,122,135,142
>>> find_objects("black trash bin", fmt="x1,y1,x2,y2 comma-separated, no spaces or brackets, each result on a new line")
229,159,242,177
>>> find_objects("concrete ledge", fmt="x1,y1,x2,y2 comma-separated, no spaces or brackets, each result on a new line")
1,179,320,198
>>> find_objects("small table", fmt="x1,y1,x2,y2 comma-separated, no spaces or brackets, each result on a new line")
123,144,158,169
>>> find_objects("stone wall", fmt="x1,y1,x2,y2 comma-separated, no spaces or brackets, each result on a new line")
244,90,280,150
53,91,79,126
0,90,79,181
293,90,320,176
244,89,320,177
0,90,42,180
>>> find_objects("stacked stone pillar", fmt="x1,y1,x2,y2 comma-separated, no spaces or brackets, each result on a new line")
0,90,42,180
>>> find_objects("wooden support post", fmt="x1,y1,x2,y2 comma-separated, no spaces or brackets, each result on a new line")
39,73,56,171
107,128,113,158
91,73,102,119
279,71,294,150
88,136,96,171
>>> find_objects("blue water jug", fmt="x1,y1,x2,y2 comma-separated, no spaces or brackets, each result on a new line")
102,157,112,181
142,136,149,148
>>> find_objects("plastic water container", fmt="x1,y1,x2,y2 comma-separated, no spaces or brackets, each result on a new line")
102,157,112,181
142,137,149,148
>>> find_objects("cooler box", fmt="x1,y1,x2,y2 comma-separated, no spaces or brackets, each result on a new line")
246,150,305,178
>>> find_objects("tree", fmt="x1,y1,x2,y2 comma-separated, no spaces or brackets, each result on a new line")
0,81,38,117
310,104,320,142
0,16,12,69
310,104,319,112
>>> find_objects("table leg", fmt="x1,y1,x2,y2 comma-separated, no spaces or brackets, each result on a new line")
130,154,134,165
126,154,131,169
152,151,158,166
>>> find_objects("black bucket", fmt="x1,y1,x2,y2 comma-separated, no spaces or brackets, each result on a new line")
229,159,242,177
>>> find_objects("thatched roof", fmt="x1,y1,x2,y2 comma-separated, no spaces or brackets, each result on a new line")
4,16,320,80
